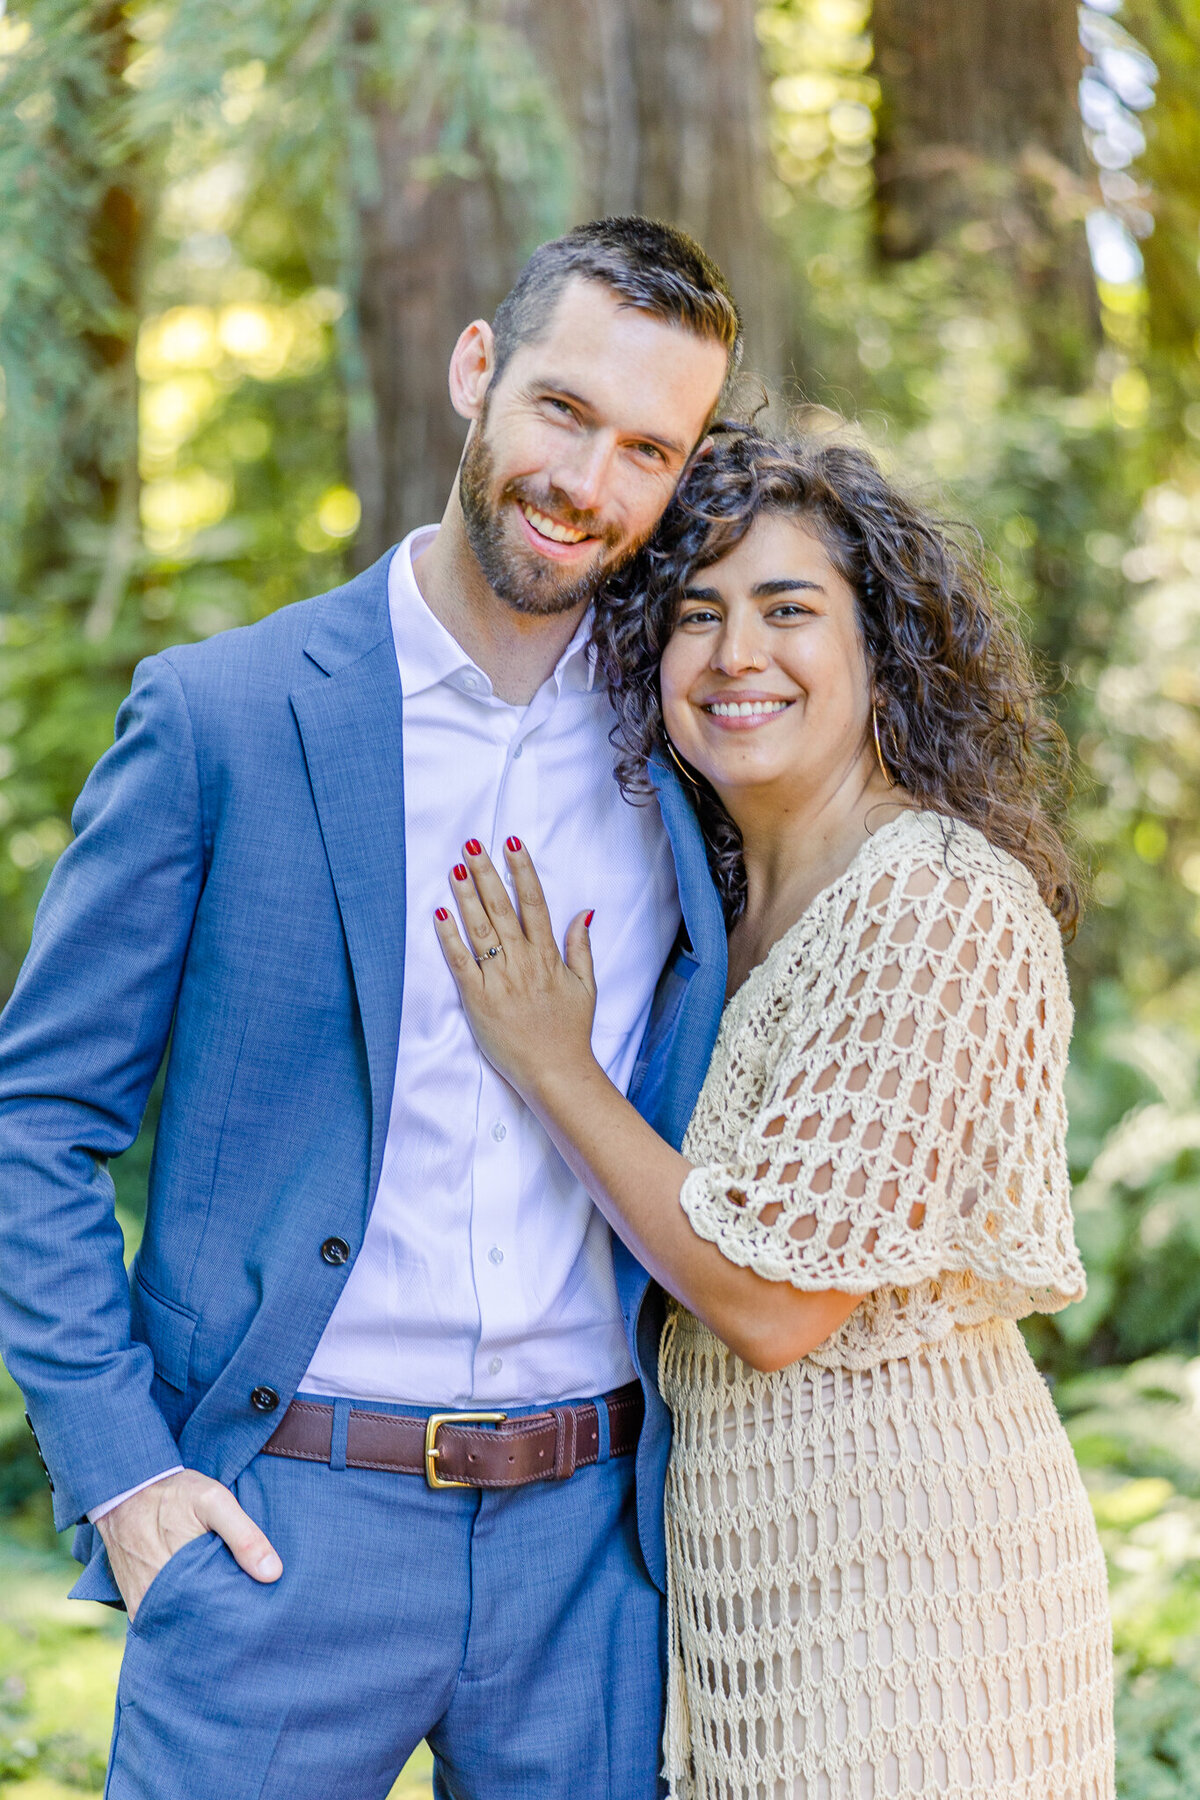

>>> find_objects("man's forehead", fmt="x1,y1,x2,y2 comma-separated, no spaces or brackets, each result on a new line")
537,276,722,362
509,280,727,431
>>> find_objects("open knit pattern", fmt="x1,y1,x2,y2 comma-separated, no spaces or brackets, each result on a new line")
661,811,1114,1798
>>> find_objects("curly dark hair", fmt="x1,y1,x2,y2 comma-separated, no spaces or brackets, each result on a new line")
592,428,1080,934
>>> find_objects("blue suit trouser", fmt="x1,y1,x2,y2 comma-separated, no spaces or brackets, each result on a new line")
103,1394,665,1799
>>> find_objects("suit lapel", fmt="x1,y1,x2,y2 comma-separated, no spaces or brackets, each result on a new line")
641,753,728,1144
614,758,728,1329
650,753,727,987
290,555,406,1199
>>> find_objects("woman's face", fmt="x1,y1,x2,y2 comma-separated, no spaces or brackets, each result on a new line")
659,510,877,806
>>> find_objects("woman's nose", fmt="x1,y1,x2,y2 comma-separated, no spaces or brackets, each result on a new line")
712,626,767,675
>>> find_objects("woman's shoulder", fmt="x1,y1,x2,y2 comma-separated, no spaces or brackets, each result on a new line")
728,808,1068,1040
852,808,1059,941
782,807,1069,1009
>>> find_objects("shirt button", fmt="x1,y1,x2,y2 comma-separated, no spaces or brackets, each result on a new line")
488,1245,504,1266
491,1121,507,1142
462,673,481,691
321,1236,351,1266
250,1386,280,1413
512,742,524,759
488,1356,503,1376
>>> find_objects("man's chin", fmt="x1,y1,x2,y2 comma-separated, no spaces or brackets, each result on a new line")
486,535,612,618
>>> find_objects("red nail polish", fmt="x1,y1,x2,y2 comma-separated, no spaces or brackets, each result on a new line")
465,839,483,856
584,910,595,928
506,836,522,853
434,907,449,921
453,864,468,881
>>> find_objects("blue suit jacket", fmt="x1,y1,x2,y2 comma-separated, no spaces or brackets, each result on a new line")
0,553,727,1599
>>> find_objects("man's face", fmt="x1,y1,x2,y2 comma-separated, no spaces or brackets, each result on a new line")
458,279,729,616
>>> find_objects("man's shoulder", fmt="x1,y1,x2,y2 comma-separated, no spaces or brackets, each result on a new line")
153,553,394,699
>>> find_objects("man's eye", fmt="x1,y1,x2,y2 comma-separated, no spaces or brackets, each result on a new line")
634,443,665,463
545,397,576,417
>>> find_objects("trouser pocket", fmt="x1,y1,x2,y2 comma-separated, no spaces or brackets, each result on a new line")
125,1530,221,1639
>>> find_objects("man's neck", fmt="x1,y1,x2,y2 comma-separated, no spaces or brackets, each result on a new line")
411,494,590,707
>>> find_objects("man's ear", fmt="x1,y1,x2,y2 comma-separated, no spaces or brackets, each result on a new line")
448,320,496,422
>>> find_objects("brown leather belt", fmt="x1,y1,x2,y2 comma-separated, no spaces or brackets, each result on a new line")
262,1381,644,1490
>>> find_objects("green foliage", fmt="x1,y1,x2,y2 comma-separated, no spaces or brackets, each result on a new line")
0,0,139,569
1058,1358,1200,1797
0,0,570,996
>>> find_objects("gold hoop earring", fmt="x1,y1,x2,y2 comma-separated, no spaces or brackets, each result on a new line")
872,702,895,789
664,736,701,788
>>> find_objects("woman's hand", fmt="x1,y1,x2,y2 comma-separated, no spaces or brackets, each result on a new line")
434,838,599,1102
434,840,857,1373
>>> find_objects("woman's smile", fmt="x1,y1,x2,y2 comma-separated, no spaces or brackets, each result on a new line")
697,693,796,729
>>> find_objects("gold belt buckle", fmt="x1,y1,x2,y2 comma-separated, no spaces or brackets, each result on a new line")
424,1411,507,1489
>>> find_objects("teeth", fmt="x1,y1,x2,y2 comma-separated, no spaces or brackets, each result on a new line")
706,700,790,719
521,504,588,545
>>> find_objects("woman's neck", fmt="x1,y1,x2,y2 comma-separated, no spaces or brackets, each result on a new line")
722,759,911,970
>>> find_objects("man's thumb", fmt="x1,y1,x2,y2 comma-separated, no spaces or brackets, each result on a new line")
198,1484,283,1583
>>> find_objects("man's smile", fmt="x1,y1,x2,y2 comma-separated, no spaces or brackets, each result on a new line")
515,500,603,560
519,502,591,545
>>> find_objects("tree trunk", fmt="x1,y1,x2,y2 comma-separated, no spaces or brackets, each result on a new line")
351,0,778,565
871,0,1099,384
350,102,517,569
521,0,780,400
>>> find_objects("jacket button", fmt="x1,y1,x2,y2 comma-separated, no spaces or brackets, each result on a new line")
321,1236,351,1266
250,1386,280,1413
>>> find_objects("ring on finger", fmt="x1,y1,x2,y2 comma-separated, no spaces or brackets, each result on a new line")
476,944,502,962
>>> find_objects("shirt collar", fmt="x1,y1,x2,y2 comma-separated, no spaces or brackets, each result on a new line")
387,527,598,702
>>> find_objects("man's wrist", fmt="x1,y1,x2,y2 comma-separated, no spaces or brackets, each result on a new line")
88,1466,185,1525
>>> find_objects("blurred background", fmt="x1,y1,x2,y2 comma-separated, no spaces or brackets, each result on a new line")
0,0,1199,1792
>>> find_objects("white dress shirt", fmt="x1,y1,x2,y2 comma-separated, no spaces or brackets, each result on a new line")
298,526,682,1408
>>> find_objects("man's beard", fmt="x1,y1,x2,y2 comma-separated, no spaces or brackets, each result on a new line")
458,417,649,617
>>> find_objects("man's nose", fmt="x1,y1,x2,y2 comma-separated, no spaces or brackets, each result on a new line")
552,436,616,514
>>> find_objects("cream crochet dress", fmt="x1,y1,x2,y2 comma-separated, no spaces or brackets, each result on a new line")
661,810,1114,1800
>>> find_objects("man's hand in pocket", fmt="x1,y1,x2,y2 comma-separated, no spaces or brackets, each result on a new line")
95,1469,282,1619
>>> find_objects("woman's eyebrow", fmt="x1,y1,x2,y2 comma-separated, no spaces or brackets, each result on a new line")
680,577,825,602
751,578,824,597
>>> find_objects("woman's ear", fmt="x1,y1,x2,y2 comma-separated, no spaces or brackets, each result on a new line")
448,320,496,422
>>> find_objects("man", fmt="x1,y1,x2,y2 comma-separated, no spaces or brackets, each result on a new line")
0,217,734,1798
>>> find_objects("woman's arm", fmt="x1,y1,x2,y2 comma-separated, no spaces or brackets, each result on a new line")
434,841,860,1372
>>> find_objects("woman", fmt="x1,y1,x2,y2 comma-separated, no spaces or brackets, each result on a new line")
433,432,1114,1799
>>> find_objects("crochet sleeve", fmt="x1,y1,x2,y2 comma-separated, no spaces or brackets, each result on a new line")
678,851,1083,1303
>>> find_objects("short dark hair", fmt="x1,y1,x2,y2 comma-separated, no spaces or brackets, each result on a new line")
490,216,742,385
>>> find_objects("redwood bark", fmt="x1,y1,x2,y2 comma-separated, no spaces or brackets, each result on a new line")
871,0,1099,383
351,0,778,565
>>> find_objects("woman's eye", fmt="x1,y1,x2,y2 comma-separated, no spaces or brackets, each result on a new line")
769,603,811,620
678,607,720,627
